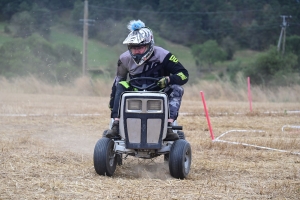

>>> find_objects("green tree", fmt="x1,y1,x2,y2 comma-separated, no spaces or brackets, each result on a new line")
10,11,35,38
192,40,227,69
7,4,52,39
31,4,52,39
1,0,30,19
286,35,300,54
221,36,238,60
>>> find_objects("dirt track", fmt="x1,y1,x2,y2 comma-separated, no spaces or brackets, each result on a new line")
0,93,299,199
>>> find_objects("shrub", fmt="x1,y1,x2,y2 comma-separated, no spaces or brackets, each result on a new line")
244,46,298,86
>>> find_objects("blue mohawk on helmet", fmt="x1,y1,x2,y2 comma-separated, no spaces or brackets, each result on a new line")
127,20,145,31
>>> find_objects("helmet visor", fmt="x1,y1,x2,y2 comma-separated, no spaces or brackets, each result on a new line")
128,44,149,55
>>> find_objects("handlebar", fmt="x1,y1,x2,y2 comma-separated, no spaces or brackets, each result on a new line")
129,77,161,91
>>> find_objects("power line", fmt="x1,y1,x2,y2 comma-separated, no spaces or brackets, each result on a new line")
89,5,268,15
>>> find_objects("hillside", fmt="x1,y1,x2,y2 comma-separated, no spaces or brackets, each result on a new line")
50,26,119,69
0,21,222,82
0,21,267,84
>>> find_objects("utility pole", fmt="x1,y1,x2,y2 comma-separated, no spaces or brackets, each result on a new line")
277,15,292,54
82,0,88,76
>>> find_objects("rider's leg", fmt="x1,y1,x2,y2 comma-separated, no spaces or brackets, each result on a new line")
164,85,184,141
106,83,129,138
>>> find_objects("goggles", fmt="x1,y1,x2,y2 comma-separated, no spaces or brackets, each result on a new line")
128,44,148,50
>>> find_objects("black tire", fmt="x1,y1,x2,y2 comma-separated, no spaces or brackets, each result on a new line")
177,131,185,140
93,137,117,176
169,139,192,179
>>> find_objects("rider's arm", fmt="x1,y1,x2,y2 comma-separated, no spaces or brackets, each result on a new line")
162,53,189,85
109,59,128,109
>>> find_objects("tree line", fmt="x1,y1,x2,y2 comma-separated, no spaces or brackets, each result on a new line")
1,0,299,50
0,0,299,85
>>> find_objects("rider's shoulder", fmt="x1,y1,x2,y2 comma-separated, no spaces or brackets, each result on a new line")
151,46,170,62
119,50,132,64
120,50,131,59
153,46,169,55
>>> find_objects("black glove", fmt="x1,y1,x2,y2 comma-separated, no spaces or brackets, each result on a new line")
157,77,169,88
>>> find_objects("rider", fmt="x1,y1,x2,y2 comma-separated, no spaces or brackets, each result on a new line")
106,19,189,141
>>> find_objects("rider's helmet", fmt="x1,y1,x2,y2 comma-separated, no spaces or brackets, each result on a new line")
123,20,154,66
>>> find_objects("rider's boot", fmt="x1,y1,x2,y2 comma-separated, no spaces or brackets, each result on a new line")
164,122,179,141
106,120,120,138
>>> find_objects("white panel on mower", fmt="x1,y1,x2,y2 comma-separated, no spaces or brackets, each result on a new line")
127,118,141,142
147,119,162,143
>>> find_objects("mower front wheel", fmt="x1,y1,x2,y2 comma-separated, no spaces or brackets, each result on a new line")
169,139,192,179
93,137,117,176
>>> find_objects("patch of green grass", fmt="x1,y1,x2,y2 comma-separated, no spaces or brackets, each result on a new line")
0,22,14,46
49,27,118,69
216,50,261,69
233,49,261,67
0,22,6,31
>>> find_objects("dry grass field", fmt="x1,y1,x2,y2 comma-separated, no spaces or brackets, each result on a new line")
0,77,300,199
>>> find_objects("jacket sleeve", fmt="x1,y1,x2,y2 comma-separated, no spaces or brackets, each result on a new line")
109,59,128,109
162,53,189,85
